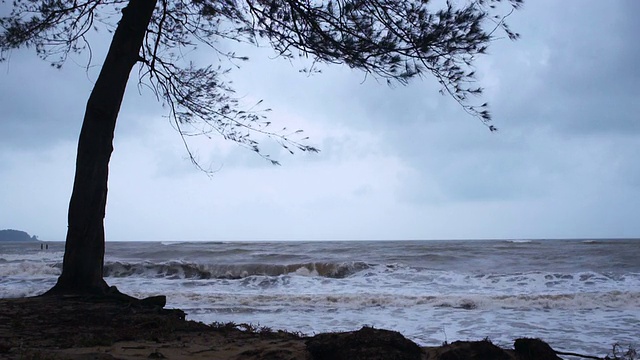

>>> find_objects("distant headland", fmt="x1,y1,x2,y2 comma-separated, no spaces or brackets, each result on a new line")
0,229,40,242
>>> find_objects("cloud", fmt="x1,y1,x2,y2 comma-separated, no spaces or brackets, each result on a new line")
104,128,407,241
481,1,640,135
2,0,640,240
0,141,76,239
0,54,86,150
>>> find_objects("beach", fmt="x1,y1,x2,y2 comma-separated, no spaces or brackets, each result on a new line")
0,295,307,359
1,295,588,359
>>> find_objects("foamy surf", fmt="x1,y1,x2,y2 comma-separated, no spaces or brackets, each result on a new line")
1,239,638,357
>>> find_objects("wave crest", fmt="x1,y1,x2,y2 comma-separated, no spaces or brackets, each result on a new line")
103,261,370,280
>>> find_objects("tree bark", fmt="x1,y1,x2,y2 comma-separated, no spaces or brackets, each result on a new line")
46,0,157,295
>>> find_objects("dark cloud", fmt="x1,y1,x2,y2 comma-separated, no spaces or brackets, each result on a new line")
0,31,183,153
2,0,640,240
487,1,640,135
385,0,640,204
0,53,87,150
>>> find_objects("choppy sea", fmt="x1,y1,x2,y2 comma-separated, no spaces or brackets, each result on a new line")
1,239,638,357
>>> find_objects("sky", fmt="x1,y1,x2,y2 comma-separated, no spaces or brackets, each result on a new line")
1,0,639,241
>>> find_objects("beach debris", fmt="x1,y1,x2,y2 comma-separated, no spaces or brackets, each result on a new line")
433,339,511,360
306,326,422,360
514,338,563,360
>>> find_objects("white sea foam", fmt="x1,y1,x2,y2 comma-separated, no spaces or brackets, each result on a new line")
0,261,60,277
108,275,640,312
159,241,191,246
0,251,64,262
2,239,638,357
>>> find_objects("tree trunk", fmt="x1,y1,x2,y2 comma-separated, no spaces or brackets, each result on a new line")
46,0,157,295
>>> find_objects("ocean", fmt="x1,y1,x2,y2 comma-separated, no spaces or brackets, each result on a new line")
1,239,638,357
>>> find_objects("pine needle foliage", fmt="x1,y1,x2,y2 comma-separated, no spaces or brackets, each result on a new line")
1,0,522,165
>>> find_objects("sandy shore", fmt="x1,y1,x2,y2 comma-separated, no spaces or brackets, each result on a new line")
0,296,586,359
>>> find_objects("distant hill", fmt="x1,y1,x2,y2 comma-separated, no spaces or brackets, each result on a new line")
0,229,39,242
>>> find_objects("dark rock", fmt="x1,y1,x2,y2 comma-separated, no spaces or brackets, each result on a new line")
0,343,11,353
148,350,166,358
104,285,167,309
514,338,562,360
437,340,511,360
139,295,167,308
306,326,422,360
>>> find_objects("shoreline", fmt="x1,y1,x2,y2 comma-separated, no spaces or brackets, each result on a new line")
0,296,617,360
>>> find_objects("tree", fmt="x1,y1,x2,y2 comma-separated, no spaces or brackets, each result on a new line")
0,0,522,296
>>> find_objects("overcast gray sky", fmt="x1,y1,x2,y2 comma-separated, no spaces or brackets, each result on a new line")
1,0,639,241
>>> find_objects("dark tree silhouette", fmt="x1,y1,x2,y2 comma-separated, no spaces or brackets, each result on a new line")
0,0,522,296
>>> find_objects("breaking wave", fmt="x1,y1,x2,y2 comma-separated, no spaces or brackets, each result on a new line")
170,290,640,312
103,261,370,279
0,261,60,277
